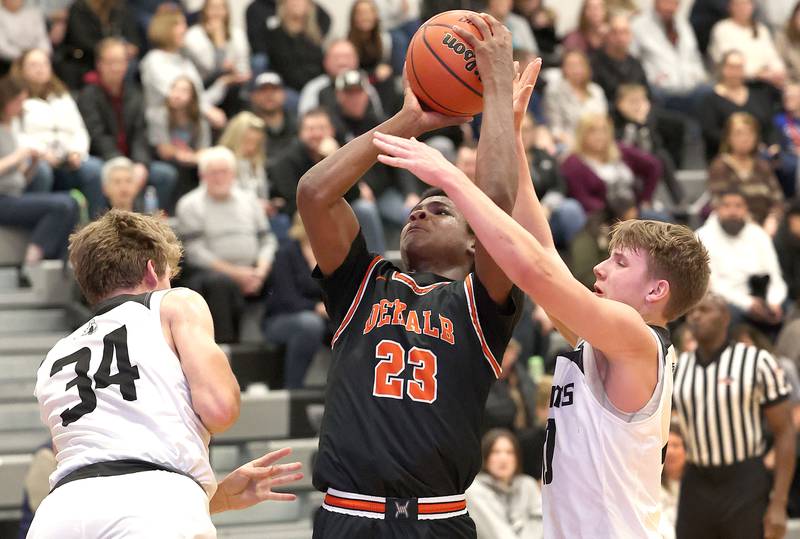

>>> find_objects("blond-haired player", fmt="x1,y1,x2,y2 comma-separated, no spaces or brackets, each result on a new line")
373,59,711,538
29,210,303,538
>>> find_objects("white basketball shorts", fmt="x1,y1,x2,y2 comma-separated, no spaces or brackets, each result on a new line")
27,470,216,538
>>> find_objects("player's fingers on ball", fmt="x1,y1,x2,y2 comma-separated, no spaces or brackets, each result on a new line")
478,12,502,34
463,13,491,39
450,25,478,48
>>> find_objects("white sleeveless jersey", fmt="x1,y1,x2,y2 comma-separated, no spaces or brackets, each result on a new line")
541,326,674,538
34,290,216,497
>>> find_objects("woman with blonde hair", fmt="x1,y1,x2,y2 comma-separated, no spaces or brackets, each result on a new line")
708,112,783,228
543,49,607,149
261,0,324,93
218,111,267,198
561,112,663,218
140,3,230,130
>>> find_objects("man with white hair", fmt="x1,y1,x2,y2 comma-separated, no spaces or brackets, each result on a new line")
176,146,277,343
102,157,145,212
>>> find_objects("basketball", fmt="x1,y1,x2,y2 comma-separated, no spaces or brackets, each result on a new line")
406,10,484,117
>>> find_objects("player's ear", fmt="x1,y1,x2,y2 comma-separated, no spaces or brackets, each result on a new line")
143,259,160,289
647,279,670,305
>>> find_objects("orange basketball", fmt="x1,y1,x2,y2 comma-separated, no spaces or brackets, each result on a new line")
406,10,484,117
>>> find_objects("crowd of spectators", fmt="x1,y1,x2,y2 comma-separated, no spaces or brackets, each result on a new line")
6,0,800,536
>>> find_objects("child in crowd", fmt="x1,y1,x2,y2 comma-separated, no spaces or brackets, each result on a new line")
148,76,211,207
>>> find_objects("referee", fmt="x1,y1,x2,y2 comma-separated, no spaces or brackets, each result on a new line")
673,292,795,539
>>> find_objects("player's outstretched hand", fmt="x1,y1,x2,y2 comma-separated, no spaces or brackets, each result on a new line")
374,131,465,191
210,447,303,514
513,58,542,133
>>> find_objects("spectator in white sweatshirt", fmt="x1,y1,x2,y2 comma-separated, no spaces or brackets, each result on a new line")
631,0,710,115
697,189,787,331
12,48,105,217
0,0,50,73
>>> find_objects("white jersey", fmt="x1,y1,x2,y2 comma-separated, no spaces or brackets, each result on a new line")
34,289,216,497
541,326,675,539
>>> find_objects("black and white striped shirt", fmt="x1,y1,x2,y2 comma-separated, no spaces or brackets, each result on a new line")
673,342,791,467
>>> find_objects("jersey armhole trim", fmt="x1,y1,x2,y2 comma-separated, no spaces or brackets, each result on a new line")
464,274,502,379
331,255,384,348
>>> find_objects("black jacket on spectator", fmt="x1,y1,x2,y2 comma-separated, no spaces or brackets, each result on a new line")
591,50,650,103
699,84,778,160
529,147,565,199
775,223,800,303
420,0,483,22
246,0,330,56
77,82,151,165
56,0,141,89
483,361,538,433
264,110,298,164
264,239,322,318
689,0,728,54
268,139,359,216
262,26,324,92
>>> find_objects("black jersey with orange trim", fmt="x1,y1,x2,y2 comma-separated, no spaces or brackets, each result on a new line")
312,232,522,498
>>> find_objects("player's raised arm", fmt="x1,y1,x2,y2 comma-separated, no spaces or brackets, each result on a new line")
452,13,516,304
162,288,241,433
509,59,581,346
296,76,469,275
374,134,656,365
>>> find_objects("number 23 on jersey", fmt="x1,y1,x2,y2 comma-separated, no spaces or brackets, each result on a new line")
372,340,438,403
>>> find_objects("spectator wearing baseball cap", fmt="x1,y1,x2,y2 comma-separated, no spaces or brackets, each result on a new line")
249,72,297,163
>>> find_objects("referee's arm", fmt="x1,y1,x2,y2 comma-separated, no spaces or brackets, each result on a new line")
763,400,795,539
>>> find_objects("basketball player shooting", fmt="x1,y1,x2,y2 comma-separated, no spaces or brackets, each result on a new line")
297,12,524,539
29,211,303,538
374,54,711,538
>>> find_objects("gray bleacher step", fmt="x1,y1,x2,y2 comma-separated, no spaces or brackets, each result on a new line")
2,354,43,377
0,429,50,454
0,454,32,508
0,268,18,291
0,332,64,354
0,308,70,335
0,379,36,403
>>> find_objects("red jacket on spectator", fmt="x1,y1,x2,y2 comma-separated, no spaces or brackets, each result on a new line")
561,143,662,214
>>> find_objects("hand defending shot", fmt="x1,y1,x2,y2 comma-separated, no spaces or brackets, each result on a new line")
210,447,304,514
374,131,466,191
513,58,542,133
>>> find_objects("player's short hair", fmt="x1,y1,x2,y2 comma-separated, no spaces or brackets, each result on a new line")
609,220,710,321
480,429,522,477
69,210,182,305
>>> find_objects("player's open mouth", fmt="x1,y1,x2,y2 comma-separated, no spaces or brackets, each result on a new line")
593,285,603,296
